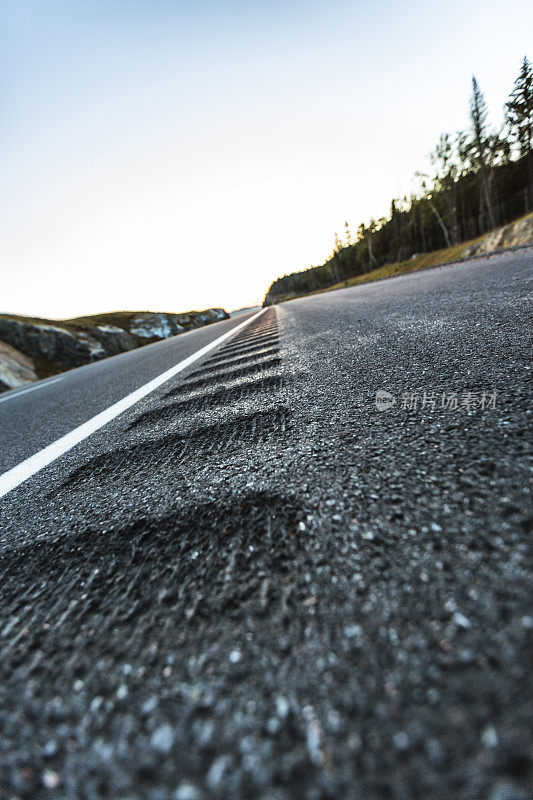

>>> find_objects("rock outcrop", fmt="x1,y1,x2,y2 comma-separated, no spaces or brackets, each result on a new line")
462,214,533,257
0,318,136,372
0,341,38,392
116,309,229,340
0,307,229,392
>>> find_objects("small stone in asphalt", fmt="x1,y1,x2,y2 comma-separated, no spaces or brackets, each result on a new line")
151,723,174,755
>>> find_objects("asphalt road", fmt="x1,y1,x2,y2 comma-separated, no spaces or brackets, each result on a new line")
0,247,532,800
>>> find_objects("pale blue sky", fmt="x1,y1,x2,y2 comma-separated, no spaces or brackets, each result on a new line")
2,0,532,317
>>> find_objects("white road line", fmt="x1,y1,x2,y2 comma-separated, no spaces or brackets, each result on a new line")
0,308,267,499
0,376,64,404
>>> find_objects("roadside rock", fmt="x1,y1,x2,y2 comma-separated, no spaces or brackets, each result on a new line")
462,214,533,257
0,317,136,371
129,314,180,339
127,309,228,340
0,308,230,391
0,340,38,391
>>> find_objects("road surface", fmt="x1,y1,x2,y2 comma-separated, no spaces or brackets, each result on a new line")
0,247,532,800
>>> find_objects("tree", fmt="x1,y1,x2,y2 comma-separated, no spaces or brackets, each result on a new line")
330,232,343,283
415,172,451,248
455,128,479,238
506,56,533,205
344,220,352,246
389,199,402,260
469,76,496,229
366,220,378,267
487,127,511,218
431,133,459,244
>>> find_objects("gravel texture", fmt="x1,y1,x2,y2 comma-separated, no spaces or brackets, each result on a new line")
0,248,532,799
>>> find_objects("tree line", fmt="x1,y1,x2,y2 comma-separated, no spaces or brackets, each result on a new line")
265,57,532,301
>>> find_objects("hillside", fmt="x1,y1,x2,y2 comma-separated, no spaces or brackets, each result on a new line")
264,213,533,306
0,307,228,392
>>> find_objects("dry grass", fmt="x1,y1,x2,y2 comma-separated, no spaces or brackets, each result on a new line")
309,236,486,297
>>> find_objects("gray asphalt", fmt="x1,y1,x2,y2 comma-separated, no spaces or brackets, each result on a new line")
0,248,532,800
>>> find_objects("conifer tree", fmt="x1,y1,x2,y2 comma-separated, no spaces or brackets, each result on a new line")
344,220,352,246
506,56,533,204
469,76,496,229
431,133,459,244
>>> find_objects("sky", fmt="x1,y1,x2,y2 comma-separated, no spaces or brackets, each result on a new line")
1,0,532,318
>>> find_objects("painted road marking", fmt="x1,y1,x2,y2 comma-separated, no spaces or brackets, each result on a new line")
0,376,64,404
0,308,267,499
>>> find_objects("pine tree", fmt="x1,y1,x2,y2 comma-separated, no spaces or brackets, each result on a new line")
344,220,352,246
469,76,496,229
506,56,533,205
414,172,451,247
431,133,459,243
366,219,377,267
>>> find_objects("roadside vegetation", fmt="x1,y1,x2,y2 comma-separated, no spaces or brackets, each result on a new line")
270,212,532,303
264,57,533,305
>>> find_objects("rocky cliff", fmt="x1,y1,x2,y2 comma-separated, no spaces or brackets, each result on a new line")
0,308,229,392
0,341,38,392
461,214,533,257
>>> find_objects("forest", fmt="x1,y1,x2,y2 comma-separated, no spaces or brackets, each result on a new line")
265,57,533,302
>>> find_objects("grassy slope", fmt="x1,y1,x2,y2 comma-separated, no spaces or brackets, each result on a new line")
63,312,140,327
271,212,533,304
64,310,211,326
0,313,79,329
0,310,220,329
